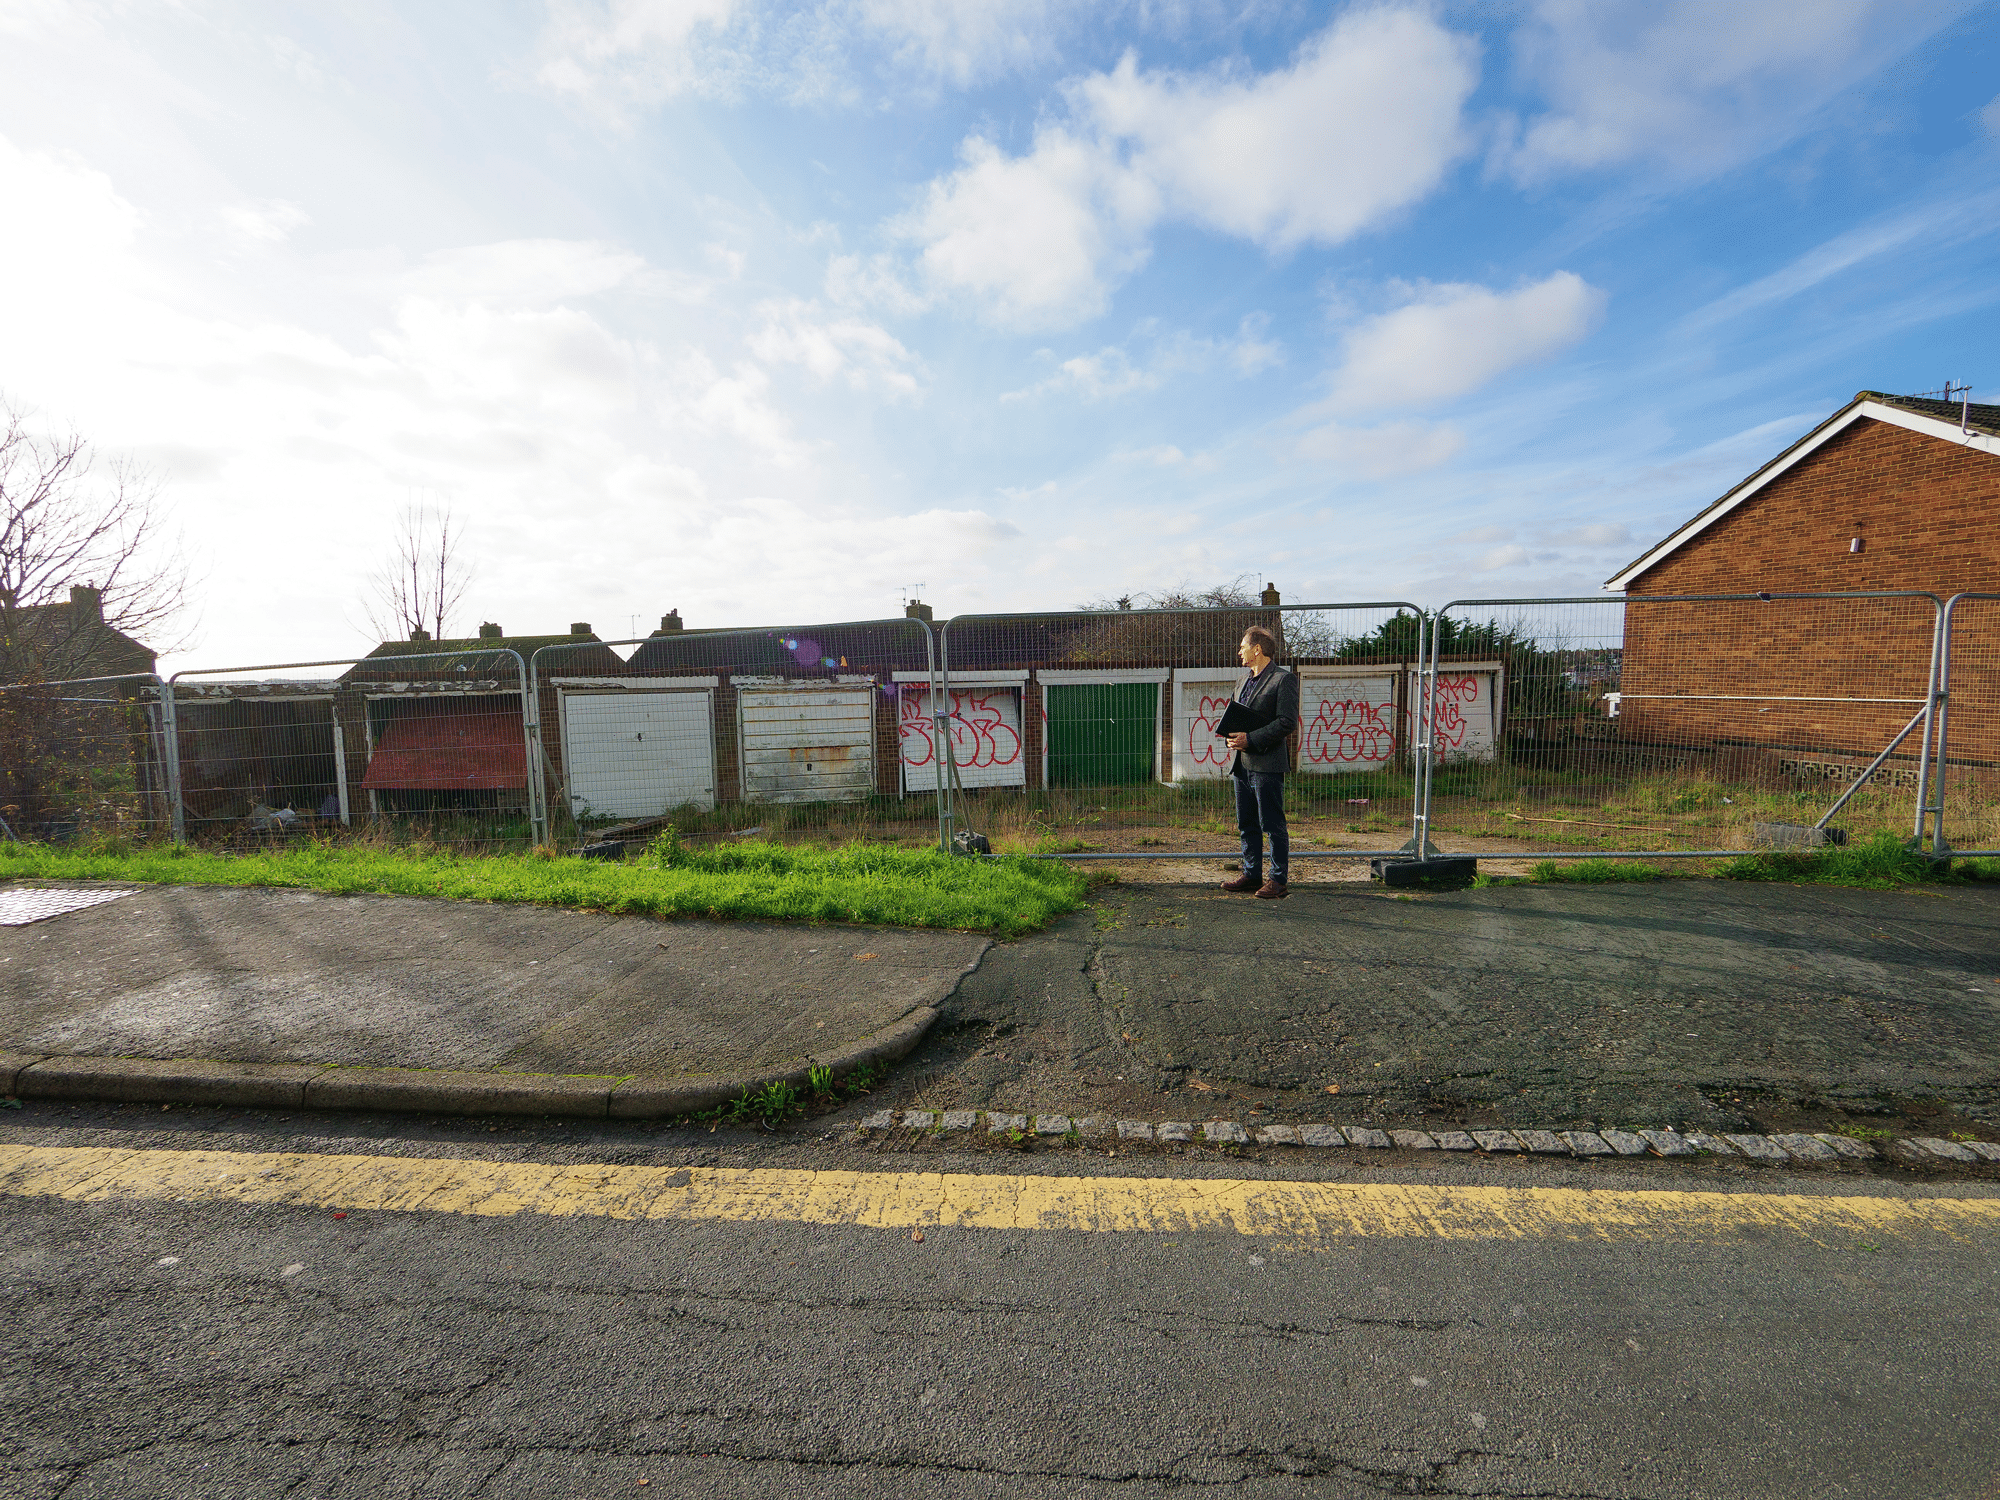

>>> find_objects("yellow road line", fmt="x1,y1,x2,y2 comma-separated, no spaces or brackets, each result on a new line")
2,1143,1994,1242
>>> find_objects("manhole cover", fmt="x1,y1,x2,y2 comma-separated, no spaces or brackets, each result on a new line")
0,887,136,926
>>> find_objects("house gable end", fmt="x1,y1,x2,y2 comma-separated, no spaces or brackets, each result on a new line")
1604,398,2000,593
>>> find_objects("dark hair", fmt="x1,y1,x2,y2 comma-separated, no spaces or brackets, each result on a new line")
1241,625,1279,659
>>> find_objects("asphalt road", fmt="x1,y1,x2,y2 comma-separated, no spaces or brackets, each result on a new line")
6,1104,1997,1499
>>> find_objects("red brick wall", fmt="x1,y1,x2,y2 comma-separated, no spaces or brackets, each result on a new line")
1629,419,2000,596
1623,418,2000,766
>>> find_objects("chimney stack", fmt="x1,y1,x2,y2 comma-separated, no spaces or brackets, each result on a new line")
478,622,503,639
653,610,683,635
904,599,933,622
409,627,431,642
1260,582,1280,607
570,622,592,636
69,584,103,622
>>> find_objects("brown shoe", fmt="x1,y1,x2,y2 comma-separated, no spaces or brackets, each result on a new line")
1254,879,1289,900
1220,873,1260,893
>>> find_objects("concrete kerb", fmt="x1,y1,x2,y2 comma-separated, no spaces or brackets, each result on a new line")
4,1005,942,1120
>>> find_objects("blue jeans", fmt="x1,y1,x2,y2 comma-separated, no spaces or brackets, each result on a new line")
1234,771,1288,885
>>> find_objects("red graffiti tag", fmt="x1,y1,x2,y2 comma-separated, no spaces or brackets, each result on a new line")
1413,675,1480,753
899,688,1022,771
1185,694,1233,767
1302,696,1395,766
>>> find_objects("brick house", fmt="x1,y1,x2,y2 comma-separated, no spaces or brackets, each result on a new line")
0,585,162,834
1603,390,2000,781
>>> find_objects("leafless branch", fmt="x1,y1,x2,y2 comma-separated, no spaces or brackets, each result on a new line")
365,502,472,642
0,397,191,682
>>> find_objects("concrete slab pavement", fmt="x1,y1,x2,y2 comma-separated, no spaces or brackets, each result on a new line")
0,884,989,1114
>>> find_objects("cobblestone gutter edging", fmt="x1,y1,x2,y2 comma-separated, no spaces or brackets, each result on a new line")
856,1110,2000,1167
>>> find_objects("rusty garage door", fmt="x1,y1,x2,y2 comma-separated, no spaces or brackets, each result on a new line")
736,682,876,803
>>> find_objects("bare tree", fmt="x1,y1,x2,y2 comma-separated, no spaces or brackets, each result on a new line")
1079,574,1262,612
1073,574,1350,659
0,399,190,683
365,502,472,642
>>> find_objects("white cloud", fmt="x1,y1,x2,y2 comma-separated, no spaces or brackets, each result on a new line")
1328,271,1605,409
1682,184,2000,331
1003,316,1278,401
899,128,1155,329
824,251,930,316
1296,420,1465,478
746,297,923,397
535,0,742,106
219,198,309,245
1474,543,1531,571
898,7,1477,328
1499,0,1954,183
1079,8,1476,250
1547,522,1630,547
855,0,1054,86
401,239,650,304
532,0,1060,110
0,128,1029,664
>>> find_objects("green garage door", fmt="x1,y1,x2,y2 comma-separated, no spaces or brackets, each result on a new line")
1046,683,1159,786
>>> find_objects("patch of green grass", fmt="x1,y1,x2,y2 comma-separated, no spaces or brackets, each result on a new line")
1717,831,1933,890
1528,859,1664,883
713,1080,802,1129
1832,1124,1891,1141
0,836,1089,938
1953,856,2000,882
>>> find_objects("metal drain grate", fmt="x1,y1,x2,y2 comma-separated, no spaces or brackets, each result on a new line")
0,887,136,926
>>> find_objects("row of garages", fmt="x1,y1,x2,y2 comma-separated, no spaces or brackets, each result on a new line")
159,659,1506,827
552,661,1504,818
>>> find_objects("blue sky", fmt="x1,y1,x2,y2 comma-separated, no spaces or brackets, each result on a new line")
1,1,1996,668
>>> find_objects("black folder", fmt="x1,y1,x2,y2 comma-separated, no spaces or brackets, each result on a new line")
1215,699,1273,739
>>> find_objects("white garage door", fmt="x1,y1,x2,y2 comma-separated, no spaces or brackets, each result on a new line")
1172,670,1245,781
1297,673,1398,774
899,685,1026,792
739,686,875,803
562,691,716,818
1405,670,1501,763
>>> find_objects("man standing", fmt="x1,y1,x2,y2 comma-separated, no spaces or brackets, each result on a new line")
1221,625,1299,899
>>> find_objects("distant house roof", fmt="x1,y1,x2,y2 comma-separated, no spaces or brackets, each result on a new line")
1603,391,2000,592
0,585,155,684
624,619,932,678
342,630,623,686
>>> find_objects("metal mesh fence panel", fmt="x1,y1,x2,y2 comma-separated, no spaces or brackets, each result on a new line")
530,617,939,851
935,602,1426,859
169,646,537,851
0,673,169,842
1421,592,1944,860
1937,593,2000,855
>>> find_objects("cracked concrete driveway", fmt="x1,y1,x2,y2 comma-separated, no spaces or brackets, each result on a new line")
891,878,2000,1137
0,885,988,1079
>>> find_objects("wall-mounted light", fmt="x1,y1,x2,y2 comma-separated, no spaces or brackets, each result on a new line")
1850,537,1865,553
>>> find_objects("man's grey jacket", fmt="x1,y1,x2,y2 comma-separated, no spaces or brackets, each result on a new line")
1225,664,1300,777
